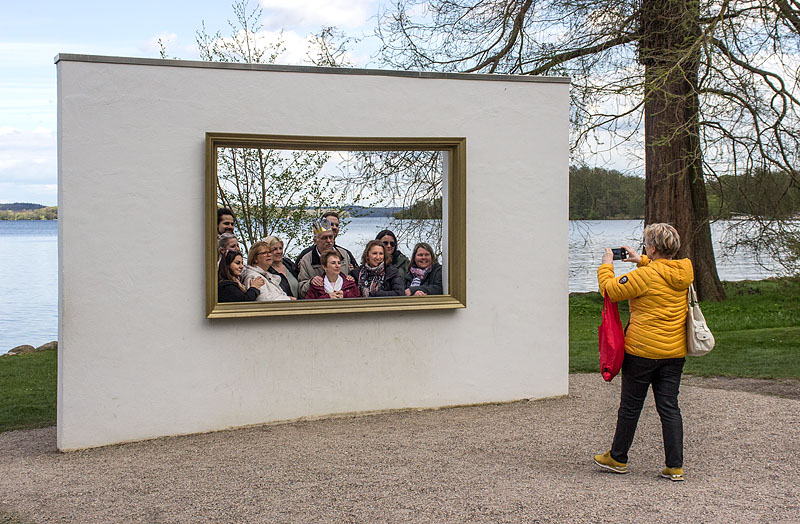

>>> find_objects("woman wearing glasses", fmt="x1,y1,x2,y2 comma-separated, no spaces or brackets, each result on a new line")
241,241,294,301
376,229,410,277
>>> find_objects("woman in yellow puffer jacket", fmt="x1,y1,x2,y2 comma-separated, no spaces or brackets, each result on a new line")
593,223,694,482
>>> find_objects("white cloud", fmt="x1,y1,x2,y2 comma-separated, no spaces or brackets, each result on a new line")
0,182,57,206
0,42,62,67
191,28,359,66
260,0,377,31
141,32,179,55
276,29,361,66
0,127,57,205
0,83,56,129
260,29,311,64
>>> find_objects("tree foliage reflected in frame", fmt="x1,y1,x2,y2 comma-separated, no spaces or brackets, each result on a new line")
205,132,467,318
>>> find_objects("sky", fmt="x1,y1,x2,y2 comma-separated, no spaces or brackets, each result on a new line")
0,0,385,206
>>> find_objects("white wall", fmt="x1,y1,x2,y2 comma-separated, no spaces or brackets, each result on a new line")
57,55,570,450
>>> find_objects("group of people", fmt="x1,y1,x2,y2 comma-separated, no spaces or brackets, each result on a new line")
216,208,443,303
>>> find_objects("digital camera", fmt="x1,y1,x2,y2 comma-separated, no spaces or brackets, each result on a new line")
611,248,628,261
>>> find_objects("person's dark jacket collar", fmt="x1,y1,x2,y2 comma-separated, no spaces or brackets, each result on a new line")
296,243,358,269
404,263,444,295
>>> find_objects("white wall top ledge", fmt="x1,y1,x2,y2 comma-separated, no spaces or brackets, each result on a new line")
53,53,571,85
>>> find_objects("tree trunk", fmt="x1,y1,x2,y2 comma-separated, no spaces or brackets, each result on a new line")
640,0,726,301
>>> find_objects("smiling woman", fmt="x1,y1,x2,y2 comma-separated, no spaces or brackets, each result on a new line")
205,132,467,318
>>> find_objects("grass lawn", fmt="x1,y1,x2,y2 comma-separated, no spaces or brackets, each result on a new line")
1,278,798,433
0,348,57,433
570,277,800,378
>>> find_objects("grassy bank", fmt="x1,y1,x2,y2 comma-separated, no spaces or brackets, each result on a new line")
570,278,800,378
1,278,798,433
0,349,57,432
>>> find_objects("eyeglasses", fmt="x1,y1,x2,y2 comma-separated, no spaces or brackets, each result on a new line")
382,241,396,247
257,252,269,257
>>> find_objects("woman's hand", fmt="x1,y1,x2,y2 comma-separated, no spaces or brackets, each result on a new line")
405,289,411,296
289,297,297,300
621,245,641,264
329,290,344,299
413,290,427,296
250,276,265,288
601,248,614,265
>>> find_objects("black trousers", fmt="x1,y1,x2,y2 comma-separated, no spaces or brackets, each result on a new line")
610,353,685,468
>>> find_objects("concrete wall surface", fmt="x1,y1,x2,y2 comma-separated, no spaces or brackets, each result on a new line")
56,55,570,450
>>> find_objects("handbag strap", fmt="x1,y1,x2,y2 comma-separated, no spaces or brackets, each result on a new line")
687,283,698,307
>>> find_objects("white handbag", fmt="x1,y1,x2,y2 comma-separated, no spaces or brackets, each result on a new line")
686,284,715,356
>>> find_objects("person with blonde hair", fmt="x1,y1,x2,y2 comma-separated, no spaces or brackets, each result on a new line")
260,235,299,298
593,223,694,482
242,241,294,301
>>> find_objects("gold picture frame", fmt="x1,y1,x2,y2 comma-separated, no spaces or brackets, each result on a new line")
206,132,466,318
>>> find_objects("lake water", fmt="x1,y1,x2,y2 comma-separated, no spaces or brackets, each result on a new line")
0,218,786,353
567,220,781,293
0,221,58,354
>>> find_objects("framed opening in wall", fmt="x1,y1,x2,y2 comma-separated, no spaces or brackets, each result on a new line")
205,133,466,318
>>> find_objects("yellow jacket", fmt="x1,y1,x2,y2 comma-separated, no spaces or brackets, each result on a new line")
598,255,694,359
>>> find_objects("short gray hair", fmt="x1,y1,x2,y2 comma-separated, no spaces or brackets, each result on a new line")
217,232,238,252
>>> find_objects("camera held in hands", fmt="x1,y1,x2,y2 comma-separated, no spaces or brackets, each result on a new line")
611,248,628,261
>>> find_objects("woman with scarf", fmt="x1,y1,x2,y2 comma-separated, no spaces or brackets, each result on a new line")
375,229,410,278
404,242,443,296
357,240,405,297
242,241,294,301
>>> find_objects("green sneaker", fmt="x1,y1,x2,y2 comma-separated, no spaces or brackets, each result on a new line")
593,451,628,474
661,467,684,481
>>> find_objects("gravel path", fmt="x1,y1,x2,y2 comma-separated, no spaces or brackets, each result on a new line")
1,374,798,524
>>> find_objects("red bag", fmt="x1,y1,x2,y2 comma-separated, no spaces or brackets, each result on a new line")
598,292,625,382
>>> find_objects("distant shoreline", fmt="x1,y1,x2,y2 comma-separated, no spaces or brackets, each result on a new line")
0,205,57,221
